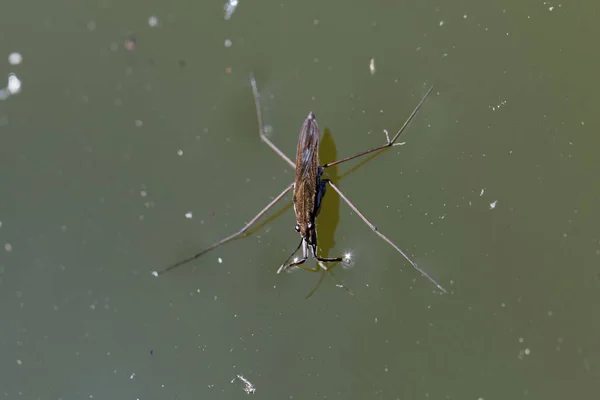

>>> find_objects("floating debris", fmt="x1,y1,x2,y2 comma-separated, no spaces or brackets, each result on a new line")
185,211,193,219
148,16,159,27
8,74,22,94
489,200,498,210
0,73,23,100
369,58,376,75
231,374,256,394
224,0,239,20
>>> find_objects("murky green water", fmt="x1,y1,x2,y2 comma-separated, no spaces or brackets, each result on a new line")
1,0,598,398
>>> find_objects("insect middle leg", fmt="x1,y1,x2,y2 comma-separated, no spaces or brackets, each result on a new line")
320,86,434,169
250,74,295,169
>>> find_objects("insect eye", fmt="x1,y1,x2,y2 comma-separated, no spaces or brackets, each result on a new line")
295,224,300,232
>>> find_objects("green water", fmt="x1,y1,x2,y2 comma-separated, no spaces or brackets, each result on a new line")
1,0,598,398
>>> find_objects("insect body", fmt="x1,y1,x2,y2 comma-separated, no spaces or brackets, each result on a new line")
155,75,446,293
280,113,344,273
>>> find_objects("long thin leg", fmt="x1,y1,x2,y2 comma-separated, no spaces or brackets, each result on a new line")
325,180,447,293
250,74,296,169
154,182,294,276
321,86,434,169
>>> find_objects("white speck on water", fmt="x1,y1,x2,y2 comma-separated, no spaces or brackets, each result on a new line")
547,310,554,317
87,21,96,31
177,149,183,156
525,348,531,355
148,16,159,27
375,317,378,323
490,100,507,111
342,251,353,265
135,120,143,127
549,6,554,11
140,190,147,197
369,58,376,75
0,221,2,228
90,304,96,310
218,257,223,264
16,359,22,365
130,372,136,379
463,14,468,19
185,211,193,219
480,188,485,196
489,200,498,209
152,271,159,277
518,337,524,343
439,20,444,27
314,19,320,25
8,52,22,65
224,39,232,48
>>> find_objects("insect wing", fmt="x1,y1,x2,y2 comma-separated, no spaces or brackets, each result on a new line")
296,113,320,181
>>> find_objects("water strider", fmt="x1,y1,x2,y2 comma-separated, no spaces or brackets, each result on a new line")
154,75,446,293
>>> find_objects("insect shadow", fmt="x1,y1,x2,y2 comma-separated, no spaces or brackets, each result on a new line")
154,74,446,294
